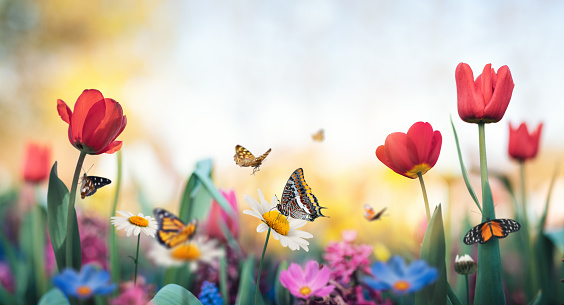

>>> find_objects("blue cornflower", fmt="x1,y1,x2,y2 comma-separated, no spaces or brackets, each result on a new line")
365,255,438,294
52,264,116,299
198,281,223,305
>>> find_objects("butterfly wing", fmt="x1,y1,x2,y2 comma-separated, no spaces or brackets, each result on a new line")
463,218,521,245
490,219,521,238
81,174,111,199
234,145,256,166
463,221,487,245
278,168,327,222
364,205,386,221
312,129,324,142
153,209,197,248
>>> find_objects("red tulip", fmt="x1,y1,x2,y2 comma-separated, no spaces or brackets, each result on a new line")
57,89,127,155
455,63,514,123
376,122,442,179
22,142,51,183
508,122,543,162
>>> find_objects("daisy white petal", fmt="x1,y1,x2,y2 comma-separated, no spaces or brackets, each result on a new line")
111,210,157,238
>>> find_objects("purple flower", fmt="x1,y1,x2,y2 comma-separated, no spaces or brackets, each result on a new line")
0,262,15,293
365,256,438,294
279,261,335,300
323,230,372,284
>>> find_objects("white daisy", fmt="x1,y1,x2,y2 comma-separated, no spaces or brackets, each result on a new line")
147,236,224,271
243,189,313,251
111,211,158,237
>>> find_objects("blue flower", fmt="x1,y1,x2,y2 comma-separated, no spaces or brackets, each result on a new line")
365,255,438,294
198,281,223,305
52,264,116,299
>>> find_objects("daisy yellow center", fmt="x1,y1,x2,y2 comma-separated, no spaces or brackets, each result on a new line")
262,211,290,235
299,286,312,296
406,163,431,178
75,285,92,297
128,216,149,227
171,244,201,261
393,280,411,292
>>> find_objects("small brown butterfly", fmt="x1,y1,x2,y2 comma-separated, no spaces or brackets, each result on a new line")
80,173,111,199
364,204,387,221
312,129,324,142
234,145,271,174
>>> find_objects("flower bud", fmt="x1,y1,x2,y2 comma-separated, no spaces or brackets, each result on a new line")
454,254,477,275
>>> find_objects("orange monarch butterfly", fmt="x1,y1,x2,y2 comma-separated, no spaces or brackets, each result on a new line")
312,129,324,142
153,208,197,248
80,173,111,199
277,168,328,222
463,218,521,245
364,204,387,221
233,145,271,174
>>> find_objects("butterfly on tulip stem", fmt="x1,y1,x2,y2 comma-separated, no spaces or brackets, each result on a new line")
153,208,197,248
364,204,387,221
276,168,328,222
311,129,324,142
233,145,271,174
80,174,111,199
463,217,521,245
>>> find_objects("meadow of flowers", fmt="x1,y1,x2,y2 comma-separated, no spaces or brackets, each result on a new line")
0,62,562,305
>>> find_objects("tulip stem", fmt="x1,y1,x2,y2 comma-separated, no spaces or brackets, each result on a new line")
519,161,530,232
66,151,87,269
417,172,431,223
478,123,493,217
255,227,270,305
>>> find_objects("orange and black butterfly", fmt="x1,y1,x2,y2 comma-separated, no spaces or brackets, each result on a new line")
80,173,111,199
234,145,271,174
153,208,197,248
463,218,520,245
312,129,324,142
364,204,387,221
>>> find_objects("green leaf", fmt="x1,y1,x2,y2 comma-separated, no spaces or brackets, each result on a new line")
219,255,229,305
533,233,556,305
275,261,291,305
544,229,564,253
527,290,542,305
446,284,463,305
47,162,81,271
19,205,49,299
236,255,265,305
474,182,506,304
37,288,69,305
109,150,123,290
150,284,203,305
0,283,20,305
415,204,447,305
450,118,481,212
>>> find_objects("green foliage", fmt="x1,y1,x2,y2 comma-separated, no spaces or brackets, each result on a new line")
219,255,229,305
450,119,481,212
47,162,81,271
415,205,447,305
37,288,69,305
150,284,203,305
275,261,291,305
109,150,123,288
236,255,265,305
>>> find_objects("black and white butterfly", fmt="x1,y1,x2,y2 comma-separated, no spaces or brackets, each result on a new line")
80,173,111,199
276,168,328,222
463,218,521,245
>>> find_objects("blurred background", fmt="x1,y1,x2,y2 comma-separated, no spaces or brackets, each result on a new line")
1,0,563,258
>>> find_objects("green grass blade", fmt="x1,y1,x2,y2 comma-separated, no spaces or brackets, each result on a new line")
527,290,542,305
447,284,462,305
150,284,203,305
37,288,69,305
450,118,481,212
219,255,229,305
534,233,556,305
236,255,265,305
109,150,123,289
415,204,447,305
275,261,291,305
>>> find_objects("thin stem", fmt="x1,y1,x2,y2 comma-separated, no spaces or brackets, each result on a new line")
134,233,141,285
109,150,122,289
417,172,431,222
519,161,529,228
465,274,469,305
65,151,87,269
478,123,491,218
255,227,271,305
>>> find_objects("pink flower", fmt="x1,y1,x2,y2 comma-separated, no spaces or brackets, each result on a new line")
205,189,239,242
508,122,543,162
110,277,153,305
279,261,335,300
323,230,372,284
0,262,15,293
22,142,51,184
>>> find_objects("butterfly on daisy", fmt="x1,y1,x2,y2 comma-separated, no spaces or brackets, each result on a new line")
80,173,111,199
364,204,387,221
153,208,197,248
311,129,324,142
233,145,271,174
463,217,521,245
276,168,328,222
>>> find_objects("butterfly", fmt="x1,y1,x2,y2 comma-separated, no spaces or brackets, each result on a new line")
234,145,271,174
364,204,387,221
312,129,324,142
153,208,197,248
463,218,521,245
277,168,327,222
80,174,111,199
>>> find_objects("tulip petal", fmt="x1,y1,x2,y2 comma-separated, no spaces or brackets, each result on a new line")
98,141,122,155
456,63,485,122
427,131,442,168
483,65,514,122
382,133,419,177
71,90,105,143
81,99,107,148
57,99,72,125
477,64,493,106
407,122,434,163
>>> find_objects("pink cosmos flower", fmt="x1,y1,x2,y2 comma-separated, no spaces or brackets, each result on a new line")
205,189,239,242
279,261,335,300
323,230,372,284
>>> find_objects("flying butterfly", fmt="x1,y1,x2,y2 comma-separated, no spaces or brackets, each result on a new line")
234,145,271,174
153,208,197,248
80,173,111,199
364,204,387,221
463,218,521,245
312,129,324,142
277,168,328,222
